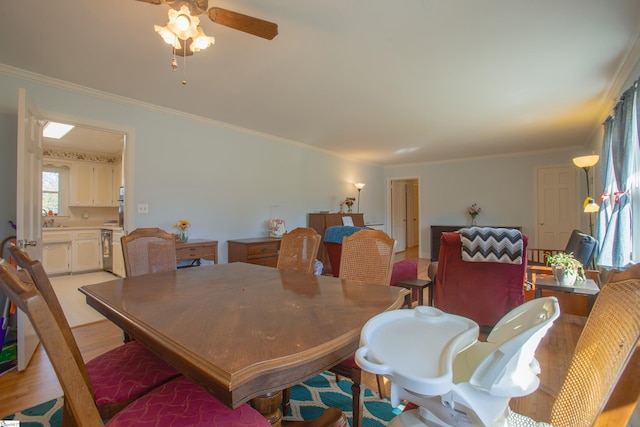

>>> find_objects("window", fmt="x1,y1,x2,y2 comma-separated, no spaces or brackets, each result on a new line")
42,166,69,215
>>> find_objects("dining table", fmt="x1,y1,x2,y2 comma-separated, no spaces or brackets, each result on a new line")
79,262,409,426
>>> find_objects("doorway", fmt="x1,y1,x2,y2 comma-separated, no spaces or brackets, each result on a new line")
535,166,580,249
41,123,127,230
390,178,420,254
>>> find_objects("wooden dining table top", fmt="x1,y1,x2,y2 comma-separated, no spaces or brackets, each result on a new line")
79,262,408,409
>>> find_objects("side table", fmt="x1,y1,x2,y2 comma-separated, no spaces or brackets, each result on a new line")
534,274,600,313
393,278,433,307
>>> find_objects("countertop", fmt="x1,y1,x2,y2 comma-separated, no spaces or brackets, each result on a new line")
42,225,124,232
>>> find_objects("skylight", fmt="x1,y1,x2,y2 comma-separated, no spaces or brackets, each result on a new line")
43,122,74,139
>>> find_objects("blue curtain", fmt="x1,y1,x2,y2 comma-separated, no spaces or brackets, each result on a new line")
596,117,614,266
597,83,638,269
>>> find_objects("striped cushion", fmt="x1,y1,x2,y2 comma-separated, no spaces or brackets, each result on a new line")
107,376,271,426
460,227,523,264
86,340,179,406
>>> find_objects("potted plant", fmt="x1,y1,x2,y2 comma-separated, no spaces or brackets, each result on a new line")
545,252,585,287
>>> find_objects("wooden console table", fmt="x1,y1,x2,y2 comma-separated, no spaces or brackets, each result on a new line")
228,237,281,267
176,239,218,266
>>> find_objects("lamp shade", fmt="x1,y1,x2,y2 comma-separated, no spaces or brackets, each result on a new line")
583,197,600,213
572,155,599,168
354,182,365,190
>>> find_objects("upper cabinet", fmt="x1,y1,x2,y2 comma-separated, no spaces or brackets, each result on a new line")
70,161,120,207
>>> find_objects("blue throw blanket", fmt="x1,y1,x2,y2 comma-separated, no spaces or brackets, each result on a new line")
324,226,367,243
459,227,523,264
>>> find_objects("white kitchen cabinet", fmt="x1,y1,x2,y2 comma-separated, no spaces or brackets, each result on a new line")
42,230,73,275
70,162,118,207
71,230,102,272
42,242,71,275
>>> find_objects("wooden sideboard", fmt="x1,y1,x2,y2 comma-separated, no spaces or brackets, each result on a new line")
176,239,218,266
430,225,521,261
227,237,282,267
308,213,365,274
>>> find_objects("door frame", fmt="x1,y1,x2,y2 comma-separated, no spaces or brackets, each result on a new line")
387,176,421,255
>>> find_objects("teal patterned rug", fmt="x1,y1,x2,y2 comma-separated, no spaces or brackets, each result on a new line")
4,372,397,426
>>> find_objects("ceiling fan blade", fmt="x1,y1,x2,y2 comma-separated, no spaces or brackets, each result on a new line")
208,7,278,40
135,0,163,4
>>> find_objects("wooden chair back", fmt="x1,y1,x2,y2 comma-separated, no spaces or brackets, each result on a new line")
8,246,90,378
276,227,321,274
0,260,104,426
548,263,640,427
338,229,396,286
121,228,177,277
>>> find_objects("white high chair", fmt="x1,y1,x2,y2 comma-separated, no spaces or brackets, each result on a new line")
355,297,559,427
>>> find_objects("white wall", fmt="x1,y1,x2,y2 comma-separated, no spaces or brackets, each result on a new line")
385,149,590,259
0,67,385,263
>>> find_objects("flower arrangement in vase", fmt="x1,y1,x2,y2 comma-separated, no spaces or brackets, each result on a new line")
468,203,481,226
340,197,356,213
545,252,585,287
173,219,191,243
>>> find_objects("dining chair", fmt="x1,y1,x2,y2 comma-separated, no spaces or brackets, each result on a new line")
121,227,177,277
8,245,180,421
330,229,397,427
0,259,272,427
276,227,321,274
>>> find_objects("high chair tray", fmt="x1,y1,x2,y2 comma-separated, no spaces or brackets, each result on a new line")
355,306,479,396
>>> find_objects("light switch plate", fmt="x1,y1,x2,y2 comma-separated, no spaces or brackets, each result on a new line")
137,203,149,214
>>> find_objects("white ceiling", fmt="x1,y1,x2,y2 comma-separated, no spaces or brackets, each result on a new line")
2,0,640,165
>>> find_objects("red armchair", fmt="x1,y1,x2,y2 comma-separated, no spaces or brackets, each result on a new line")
433,231,528,328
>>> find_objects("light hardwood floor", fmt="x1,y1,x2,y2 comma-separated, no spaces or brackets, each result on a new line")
0,251,636,426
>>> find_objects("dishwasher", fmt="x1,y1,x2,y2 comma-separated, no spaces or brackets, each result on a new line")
101,229,113,273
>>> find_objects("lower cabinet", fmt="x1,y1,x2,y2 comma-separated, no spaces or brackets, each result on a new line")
42,242,71,275
71,230,102,272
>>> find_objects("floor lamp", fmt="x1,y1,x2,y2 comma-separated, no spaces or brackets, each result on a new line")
354,183,365,213
572,155,600,237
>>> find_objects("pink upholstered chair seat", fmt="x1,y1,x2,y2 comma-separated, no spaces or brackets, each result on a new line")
107,376,271,426
87,340,180,407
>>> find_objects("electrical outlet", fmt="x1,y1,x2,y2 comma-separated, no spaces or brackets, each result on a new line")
137,203,149,214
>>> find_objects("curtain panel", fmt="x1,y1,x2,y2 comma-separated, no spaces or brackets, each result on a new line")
597,81,639,269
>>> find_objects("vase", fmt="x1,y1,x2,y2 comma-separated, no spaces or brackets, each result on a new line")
178,228,189,243
348,206,353,213
470,215,477,226
552,266,577,287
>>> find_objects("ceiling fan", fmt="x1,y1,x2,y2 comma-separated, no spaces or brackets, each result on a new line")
136,0,278,41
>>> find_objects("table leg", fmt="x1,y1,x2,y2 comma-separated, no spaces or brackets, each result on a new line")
251,391,283,427
251,391,348,427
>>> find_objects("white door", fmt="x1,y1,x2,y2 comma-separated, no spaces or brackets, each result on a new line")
16,88,43,370
391,180,407,252
536,166,579,249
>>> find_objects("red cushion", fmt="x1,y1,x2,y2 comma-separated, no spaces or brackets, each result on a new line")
86,340,179,406
389,259,419,301
433,232,527,327
107,376,270,426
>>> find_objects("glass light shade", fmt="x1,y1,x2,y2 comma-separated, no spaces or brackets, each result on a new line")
154,25,180,48
583,197,600,213
167,5,200,40
572,155,599,168
175,14,191,31
354,182,366,190
191,27,215,51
